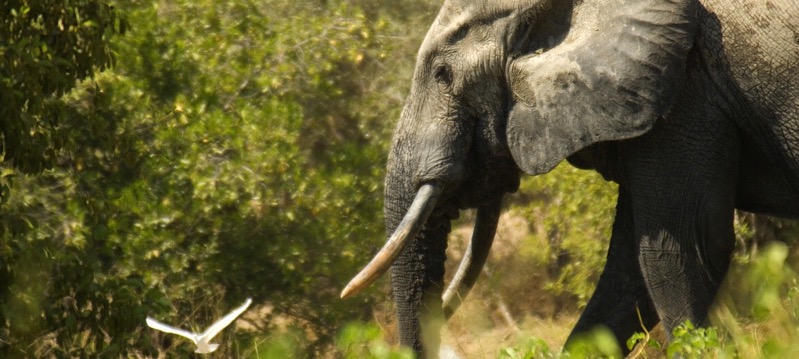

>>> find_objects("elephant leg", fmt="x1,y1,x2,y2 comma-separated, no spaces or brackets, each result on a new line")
633,185,736,335
634,196,736,335
623,88,740,337
565,187,659,354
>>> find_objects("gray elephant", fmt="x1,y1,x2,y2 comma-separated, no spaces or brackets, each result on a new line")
342,0,799,356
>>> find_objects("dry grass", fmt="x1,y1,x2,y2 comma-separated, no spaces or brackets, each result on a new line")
434,210,584,358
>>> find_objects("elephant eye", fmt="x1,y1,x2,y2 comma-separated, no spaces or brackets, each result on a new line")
433,65,453,87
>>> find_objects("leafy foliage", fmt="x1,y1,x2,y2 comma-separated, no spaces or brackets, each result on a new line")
510,163,618,306
626,328,661,354
0,0,125,178
337,322,414,359
2,0,798,358
498,327,622,359
711,242,799,358
0,0,435,356
665,321,723,358
499,338,558,359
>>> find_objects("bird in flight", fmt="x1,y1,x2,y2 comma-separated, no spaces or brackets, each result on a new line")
146,298,253,354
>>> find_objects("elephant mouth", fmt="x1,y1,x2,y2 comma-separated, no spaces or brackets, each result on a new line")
341,180,504,318
340,182,444,299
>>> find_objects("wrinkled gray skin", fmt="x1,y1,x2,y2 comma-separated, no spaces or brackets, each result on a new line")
380,0,799,357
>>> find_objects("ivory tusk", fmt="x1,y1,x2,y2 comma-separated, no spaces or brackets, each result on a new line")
341,182,443,299
442,199,502,319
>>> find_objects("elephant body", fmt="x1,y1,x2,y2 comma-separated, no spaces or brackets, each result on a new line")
699,0,799,216
571,0,799,344
343,0,799,357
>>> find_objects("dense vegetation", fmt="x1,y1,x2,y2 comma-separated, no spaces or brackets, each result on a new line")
1,1,797,358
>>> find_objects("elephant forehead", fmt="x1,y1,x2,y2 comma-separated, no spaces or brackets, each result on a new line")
436,0,531,25
426,0,550,51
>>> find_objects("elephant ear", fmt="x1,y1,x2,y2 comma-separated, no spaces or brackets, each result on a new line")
507,0,697,175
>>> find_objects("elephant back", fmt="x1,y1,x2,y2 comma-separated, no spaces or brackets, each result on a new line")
697,0,799,183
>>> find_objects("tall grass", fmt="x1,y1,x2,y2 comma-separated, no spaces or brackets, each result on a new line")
495,241,799,359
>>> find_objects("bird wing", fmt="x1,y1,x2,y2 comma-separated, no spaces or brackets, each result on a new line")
146,317,199,344
198,298,253,341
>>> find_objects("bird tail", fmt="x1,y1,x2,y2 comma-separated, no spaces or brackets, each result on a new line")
195,344,220,353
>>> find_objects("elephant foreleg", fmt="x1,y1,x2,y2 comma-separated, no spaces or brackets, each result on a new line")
634,182,737,334
623,82,739,338
565,187,659,354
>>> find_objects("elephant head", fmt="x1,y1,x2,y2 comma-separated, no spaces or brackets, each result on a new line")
342,0,697,355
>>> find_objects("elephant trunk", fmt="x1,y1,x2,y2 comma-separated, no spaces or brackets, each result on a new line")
343,178,503,356
340,183,443,299
385,181,451,356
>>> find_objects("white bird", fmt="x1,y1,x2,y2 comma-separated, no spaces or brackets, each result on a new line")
146,298,252,354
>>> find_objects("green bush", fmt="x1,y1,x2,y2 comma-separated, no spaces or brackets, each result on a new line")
1,0,437,356
499,338,558,359
499,327,621,359
3,1,797,358
510,163,617,306
665,321,724,358
0,0,125,177
338,322,414,359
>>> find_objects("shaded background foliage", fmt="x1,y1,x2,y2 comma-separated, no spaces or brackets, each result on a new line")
1,0,797,358
0,0,125,177
0,0,445,357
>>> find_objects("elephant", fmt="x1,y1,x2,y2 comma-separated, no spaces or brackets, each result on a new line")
341,0,799,356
